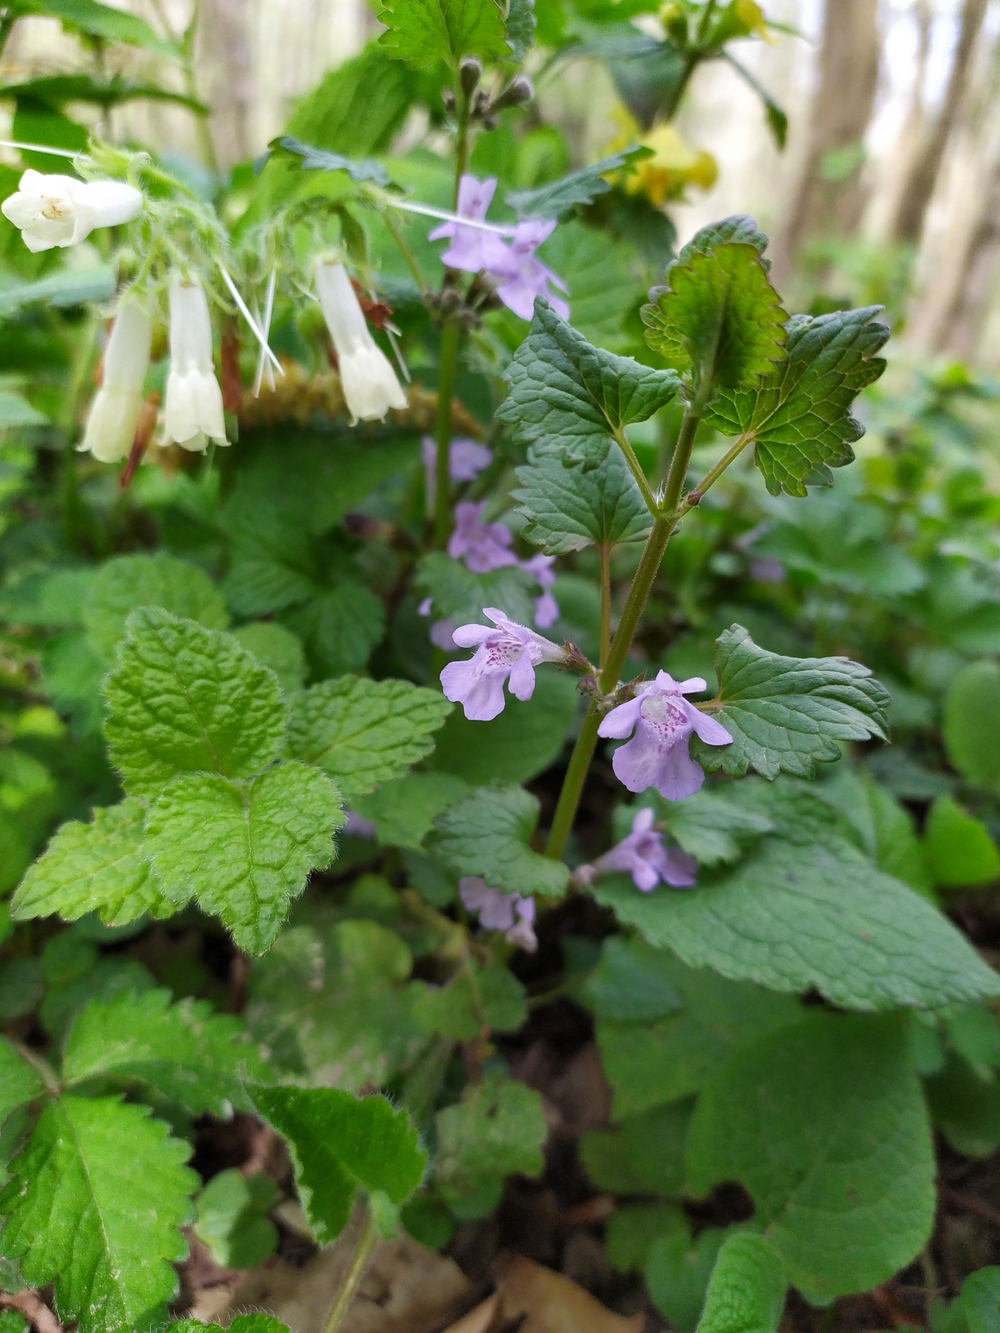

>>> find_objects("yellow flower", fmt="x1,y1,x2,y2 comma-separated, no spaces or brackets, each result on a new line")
733,0,767,35
610,112,718,206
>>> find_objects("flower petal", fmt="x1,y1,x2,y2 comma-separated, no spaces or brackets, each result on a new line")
598,696,644,740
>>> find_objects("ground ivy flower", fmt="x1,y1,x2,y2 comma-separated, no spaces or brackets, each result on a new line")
448,500,519,573
441,608,565,721
428,175,512,274
1,169,142,253
460,877,537,952
588,807,697,891
598,671,733,800
162,273,228,453
78,293,152,464
421,436,492,495
315,259,408,424
522,553,559,629
494,220,569,320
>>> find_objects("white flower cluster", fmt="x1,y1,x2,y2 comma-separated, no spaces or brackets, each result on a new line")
2,170,411,466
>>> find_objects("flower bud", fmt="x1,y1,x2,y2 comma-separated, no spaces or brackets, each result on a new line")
459,57,483,95
162,272,228,452
78,293,153,464
1,170,142,254
314,260,407,425
492,76,534,111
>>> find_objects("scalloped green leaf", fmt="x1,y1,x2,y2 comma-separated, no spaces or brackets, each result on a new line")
429,784,569,897
513,444,652,554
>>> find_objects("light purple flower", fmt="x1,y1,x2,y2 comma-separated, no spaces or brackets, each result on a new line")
429,175,512,274
417,598,458,651
592,807,697,891
440,607,565,721
448,500,519,574
343,808,377,838
460,877,538,952
522,552,559,628
598,671,733,801
422,435,492,496
494,220,569,321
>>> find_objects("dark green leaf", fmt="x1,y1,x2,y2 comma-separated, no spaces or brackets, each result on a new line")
429,784,569,897
506,147,652,221
943,660,1000,795
265,135,391,185
513,444,651,554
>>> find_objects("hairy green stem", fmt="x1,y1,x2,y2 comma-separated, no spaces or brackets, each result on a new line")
545,406,702,859
684,430,752,507
322,1206,380,1333
433,322,460,547
612,425,658,515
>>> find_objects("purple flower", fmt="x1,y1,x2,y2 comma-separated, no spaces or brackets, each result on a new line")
429,175,512,274
417,598,458,651
448,500,519,574
598,671,733,800
460,877,537,952
522,552,559,628
343,808,377,838
592,807,697,891
440,607,565,721
494,221,569,321
421,436,492,496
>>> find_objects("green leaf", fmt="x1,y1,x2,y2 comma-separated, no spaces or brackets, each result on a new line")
581,1100,692,1198
704,306,889,497
62,986,266,1114
231,622,306,695
377,0,509,69
0,263,115,318
414,955,527,1039
655,788,774,867
592,837,1000,1012
513,444,651,555
504,0,535,60
434,1070,546,1218
194,1169,278,1270
222,509,320,616
581,935,684,1023
0,389,46,428
0,1096,197,1333
283,582,386,677
0,1038,45,1125
943,660,1000,795
267,135,392,185
251,1086,425,1242
286,676,453,801
641,243,786,400
429,785,569,897
926,1054,1000,1159
414,551,538,628
104,609,287,798
351,771,470,849
84,553,229,661
166,1319,290,1333
695,1234,786,1333
646,1227,734,1333
11,799,172,927
246,921,423,1089
496,299,681,469
960,1267,1000,1333
17,0,177,55
816,767,932,895
692,625,890,780
594,957,800,1117
429,668,579,785
605,1203,687,1274
506,147,652,221
0,1313,27,1333
685,1014,935,1302
144,762,343,954
924,796,1000,889
676,214,770,264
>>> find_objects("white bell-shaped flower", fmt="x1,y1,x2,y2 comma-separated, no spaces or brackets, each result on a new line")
314,260,407,424
78,293,153,463
162,273,228,452
1,170,143,253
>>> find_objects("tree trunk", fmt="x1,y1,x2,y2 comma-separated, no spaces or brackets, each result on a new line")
890,0,989,244
774,0,881,277
936,152,1000,357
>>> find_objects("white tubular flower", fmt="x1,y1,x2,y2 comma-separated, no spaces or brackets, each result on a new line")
78,293,152,463
314,260,407,424
162,273,228,453
1,170,143,253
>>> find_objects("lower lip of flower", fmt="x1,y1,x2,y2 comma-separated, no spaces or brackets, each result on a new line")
639,692,688,740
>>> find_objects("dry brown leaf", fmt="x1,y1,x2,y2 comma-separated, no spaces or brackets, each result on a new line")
494,1255,645,1333
438,1294,501,1333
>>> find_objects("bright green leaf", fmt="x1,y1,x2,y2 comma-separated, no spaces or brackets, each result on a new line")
377,0,509,69
84,553,228,661
705,306,889,497
0,1096,197,1333
351,771,470,849
11,799,173,927
144,762,343,954
0,1038,45,1125
231,622,306,695
695,1234,786,1333
62,986,267,1115
194,1169,278,1270
496,299,681,469
686,1014,935,1302
286,676,453,801
925,796,1000,889
104,609,287,798
691,625,890,780
251,1085,425,1243
429,784,570,897
17,0,177,55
